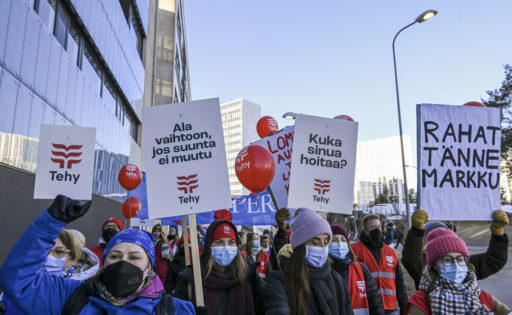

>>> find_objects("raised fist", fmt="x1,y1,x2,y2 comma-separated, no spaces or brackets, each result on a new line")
490,210,509,235
47,194,92,223
411,209,428,230
275,208,290,231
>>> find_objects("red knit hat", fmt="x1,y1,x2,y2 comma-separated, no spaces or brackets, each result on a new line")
331,225,350,242
214,209,232,221
425,228,468,265
103,217,124,231
211,223,237,243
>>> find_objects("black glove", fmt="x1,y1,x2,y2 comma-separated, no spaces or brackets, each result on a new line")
47,194,92,223
195,306,208,315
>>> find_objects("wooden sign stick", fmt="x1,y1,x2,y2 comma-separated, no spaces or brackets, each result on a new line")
181,215,190,265
188,213,204,307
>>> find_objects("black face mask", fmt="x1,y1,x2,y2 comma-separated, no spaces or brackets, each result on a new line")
102,260,144,297
369,228,383,241
102,228,119,244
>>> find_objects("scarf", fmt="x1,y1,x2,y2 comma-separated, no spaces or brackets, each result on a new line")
419,270,493,314
202,266,255,315
308,263,345,315
96,270,158,306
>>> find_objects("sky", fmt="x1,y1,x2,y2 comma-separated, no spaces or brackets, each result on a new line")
182,1,512,152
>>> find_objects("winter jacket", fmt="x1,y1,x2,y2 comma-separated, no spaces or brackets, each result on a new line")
330,258,384,315
155,244,171,283
0,210,195,315
164,254,186,294
269,228,289,270
174,219,264,315
401,227,509,289
264,264,354,315
90,243,105,267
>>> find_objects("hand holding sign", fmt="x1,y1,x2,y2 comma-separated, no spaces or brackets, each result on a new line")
118,164,142,190
235,144,276,193
257,116,279,138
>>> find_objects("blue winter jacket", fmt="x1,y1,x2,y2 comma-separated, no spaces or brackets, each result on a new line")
0,210,195,315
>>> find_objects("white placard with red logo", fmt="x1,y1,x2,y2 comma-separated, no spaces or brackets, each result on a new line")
253,125,294,209
142,98,232,218
34,125,96,200
287,114,358,213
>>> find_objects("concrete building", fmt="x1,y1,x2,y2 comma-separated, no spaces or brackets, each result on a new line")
354,135,416,208
0,0,191,255
220,99,261,196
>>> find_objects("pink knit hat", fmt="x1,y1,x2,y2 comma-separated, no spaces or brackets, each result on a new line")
425,228,469,265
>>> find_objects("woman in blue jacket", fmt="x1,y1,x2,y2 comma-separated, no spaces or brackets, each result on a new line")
0,195,195,315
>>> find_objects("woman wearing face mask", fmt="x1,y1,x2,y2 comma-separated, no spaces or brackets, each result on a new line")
175,219,264,315
265,208,353,315
406,228,510,314
243,233,271,280
0,195,195,314
90,217,124,267
329,225,384,315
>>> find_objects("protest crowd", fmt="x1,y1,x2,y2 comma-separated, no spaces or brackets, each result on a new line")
0,194,510,314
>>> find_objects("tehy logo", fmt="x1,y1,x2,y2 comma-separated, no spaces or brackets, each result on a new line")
386,255,395,267
177,174,199,194
313,178,331,195
50,143,83,169
356,280,366,292
235,147,249,164
176,174,200,204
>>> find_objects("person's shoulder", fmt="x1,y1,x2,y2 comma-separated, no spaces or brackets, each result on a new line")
172,296,195,314
177,266,194,281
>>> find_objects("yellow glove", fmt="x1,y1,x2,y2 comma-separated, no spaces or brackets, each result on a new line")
411,209,428,230
275,208,290,231
490,210,509,235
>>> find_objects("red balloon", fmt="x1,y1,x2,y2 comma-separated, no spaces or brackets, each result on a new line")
122,197,141,219
334,114,354,121
463,101,486,107
257,116,279,138
118,164,142,190
235,144,276,193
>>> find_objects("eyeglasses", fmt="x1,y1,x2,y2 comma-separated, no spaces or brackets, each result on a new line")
440,255,468,266
104,223,120,231
49,246,70,258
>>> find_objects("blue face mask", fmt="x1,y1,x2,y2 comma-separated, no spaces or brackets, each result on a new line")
305,245,329,268
211,246,238,267
440,263,468,284
252,240,261,248
43,255,67,275
329,242,350,260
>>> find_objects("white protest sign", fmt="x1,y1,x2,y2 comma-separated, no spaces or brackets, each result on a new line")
288,115,358,213
142,98,232,218
254,125,294,209
417,104,501,220
34,125,96,200
130,218,159,227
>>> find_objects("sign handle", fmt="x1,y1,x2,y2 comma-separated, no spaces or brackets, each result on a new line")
181,215,190,266
266,186,279,210
189,213,205,307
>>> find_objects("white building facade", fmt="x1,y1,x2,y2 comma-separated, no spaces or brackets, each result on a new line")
220,99,261,196
354,135,416,209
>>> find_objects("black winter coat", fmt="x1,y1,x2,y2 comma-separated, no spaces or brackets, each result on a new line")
401,227,509,289
330,258,384,315
269,228,289,270
265,264,354,315
164,254,186,294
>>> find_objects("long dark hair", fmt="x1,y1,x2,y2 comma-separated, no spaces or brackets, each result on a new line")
283,245,310,315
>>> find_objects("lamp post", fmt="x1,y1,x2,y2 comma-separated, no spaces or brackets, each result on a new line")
392,9,437,230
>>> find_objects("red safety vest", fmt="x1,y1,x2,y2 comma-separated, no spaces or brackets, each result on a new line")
406,289,494,314
348,263,369,315
351,242,397,310
242,250,270,280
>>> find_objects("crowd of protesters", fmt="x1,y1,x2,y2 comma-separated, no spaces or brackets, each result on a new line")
0,194,510,314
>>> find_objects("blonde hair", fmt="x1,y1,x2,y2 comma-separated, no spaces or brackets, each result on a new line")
58,229,85,261
205,250,247,282
362,214,380,230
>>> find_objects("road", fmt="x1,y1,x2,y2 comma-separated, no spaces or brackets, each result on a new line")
470,246,512,304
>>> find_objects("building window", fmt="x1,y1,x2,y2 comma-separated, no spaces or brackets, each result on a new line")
119,0,131,25
53,1,69,49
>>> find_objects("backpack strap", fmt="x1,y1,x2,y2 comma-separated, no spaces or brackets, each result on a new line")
61,283,92,315
155,294,175,315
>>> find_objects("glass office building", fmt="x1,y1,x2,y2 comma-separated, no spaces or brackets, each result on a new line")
0,0,145,201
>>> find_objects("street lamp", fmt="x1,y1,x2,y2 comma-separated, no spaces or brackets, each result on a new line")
392,9,437,230
282,112,298,120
